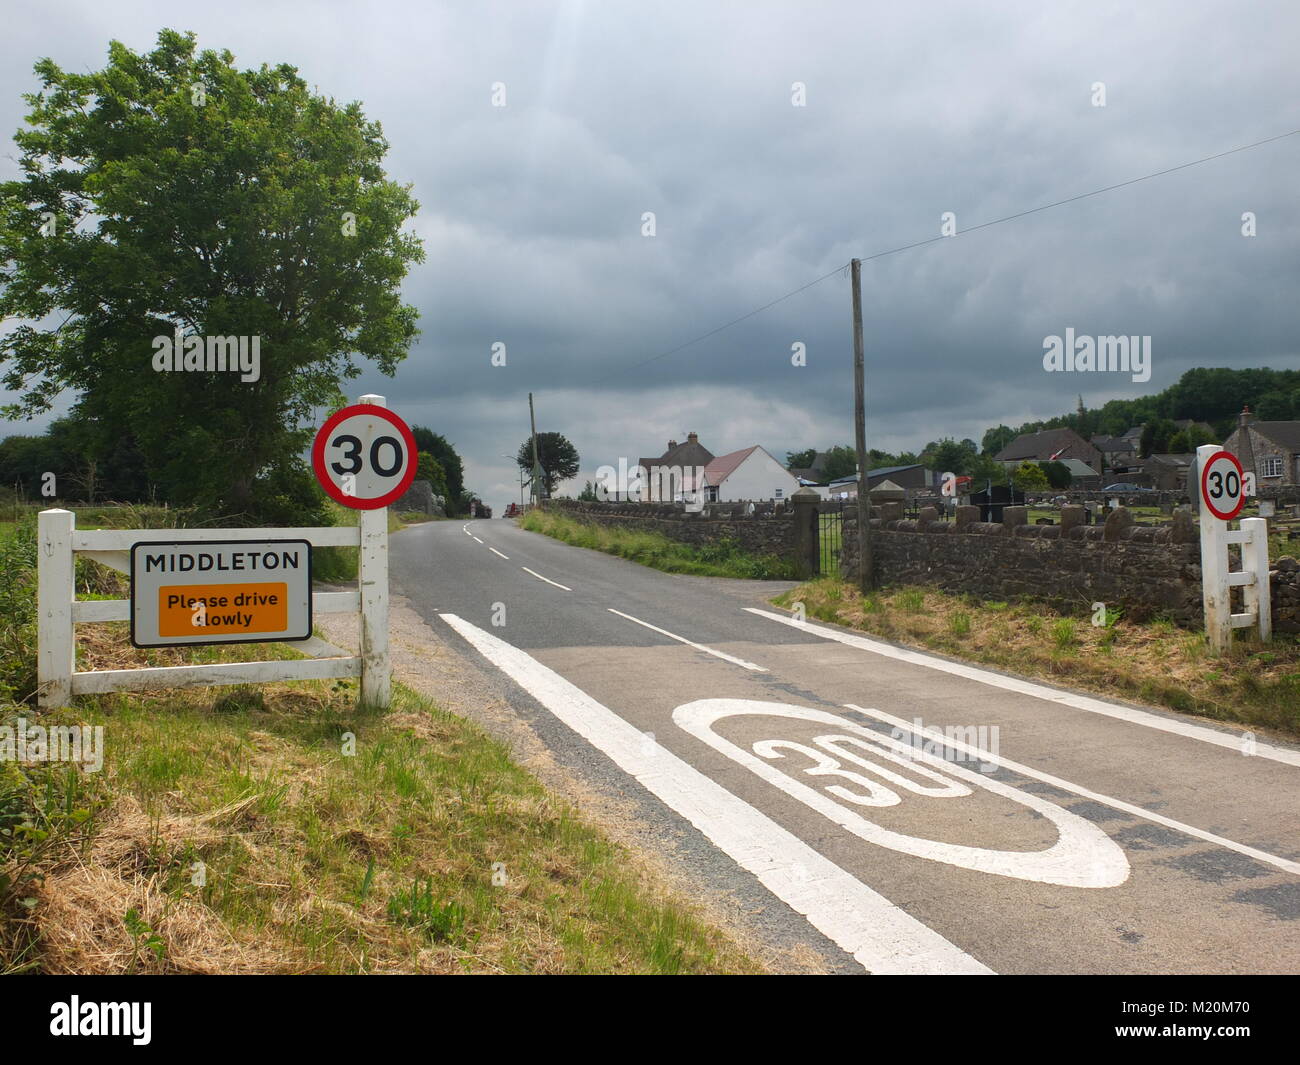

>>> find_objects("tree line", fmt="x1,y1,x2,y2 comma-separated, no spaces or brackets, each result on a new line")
789,366,1298,488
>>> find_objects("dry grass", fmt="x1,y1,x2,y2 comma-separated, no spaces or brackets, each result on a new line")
4,629,763,975
776,579,1300,739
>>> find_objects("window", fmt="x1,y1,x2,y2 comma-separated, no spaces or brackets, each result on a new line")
1261,457,1283,478
774,488,784,499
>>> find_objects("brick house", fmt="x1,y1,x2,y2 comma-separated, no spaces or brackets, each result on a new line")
1222,407,1300,487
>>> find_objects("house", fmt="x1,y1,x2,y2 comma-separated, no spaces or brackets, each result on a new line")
636,432,714,501
1056,458,1103,489
1222,407,1300,487
812,464,936,500
1145,453,1195,492
994,428,1101,476
1090,434,1139,475
701,446,800,502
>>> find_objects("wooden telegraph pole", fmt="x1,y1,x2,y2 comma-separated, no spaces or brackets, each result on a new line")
528,392,542,503
852,259,875,593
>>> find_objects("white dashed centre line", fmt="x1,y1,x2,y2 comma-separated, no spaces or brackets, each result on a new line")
489,547,509,559
472,536,483,543
521,566,571,591
607,608,767,672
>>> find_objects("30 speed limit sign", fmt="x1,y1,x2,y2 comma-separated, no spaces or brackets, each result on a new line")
312,403,417,509
1200,449,1246,521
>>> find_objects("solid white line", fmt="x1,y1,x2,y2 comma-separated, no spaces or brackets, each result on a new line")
846,704,1300,878
438,612,992,975
607,608,768,672
746,608,1300,768
489,547,510,559
472,536,483,543
521,566,571,591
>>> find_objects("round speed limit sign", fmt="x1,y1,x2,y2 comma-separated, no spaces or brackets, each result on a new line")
312,404,417,509
1200,449,1246,521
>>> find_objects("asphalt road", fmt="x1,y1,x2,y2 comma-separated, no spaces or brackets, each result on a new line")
389,517,1300,974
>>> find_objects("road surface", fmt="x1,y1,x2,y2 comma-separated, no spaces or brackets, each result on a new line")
388,517,1300,974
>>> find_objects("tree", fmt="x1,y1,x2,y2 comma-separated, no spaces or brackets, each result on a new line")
1140,418,1178,458
820,444,858,480
0,30,423,524
786,448,816,470
968,452,1007,488
410,427,466,511
516,432,579,498
981,425,1017,456
1040,460,1073,489
927,438,971,475
1012,462,1049,491
577,480,599,502
415,451,448,498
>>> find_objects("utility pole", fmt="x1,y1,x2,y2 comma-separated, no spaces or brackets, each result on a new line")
852,258,874,593
528,392,542,503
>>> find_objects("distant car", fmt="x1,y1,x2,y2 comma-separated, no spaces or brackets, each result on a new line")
1102,483,1154,492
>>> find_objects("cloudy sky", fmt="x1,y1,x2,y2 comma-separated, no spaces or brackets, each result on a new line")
3,1,1299,510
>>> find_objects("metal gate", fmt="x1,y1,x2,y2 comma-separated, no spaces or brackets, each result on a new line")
818,499,844,576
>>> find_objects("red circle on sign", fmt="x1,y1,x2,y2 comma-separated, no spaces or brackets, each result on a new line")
1199,449,1245,522
312,404,418,510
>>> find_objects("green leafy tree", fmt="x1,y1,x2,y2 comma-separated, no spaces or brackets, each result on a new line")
820,444,858,480
968,452,1007,488
577,480,599,502
0,30,424,524
516,432,580,498
1040,460,1072,489
927,438,971,475
1140,418,1178,458
410,427,466,511
415,451,448,498
786,448,816,470
1011,462,1049,491
981,425,1018,456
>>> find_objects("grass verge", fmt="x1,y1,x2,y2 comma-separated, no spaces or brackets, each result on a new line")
774,579,1300,739
0,508,761,974
520,508,795,579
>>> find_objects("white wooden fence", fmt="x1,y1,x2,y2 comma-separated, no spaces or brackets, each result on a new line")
37,503,389,710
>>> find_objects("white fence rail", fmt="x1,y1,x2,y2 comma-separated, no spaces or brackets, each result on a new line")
37,509,389,709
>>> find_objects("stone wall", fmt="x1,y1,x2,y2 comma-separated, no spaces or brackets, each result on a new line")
542,498,796,556
839,502,1300,632
394,480,445,516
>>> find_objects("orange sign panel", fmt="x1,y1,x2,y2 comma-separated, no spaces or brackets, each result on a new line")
158,583,288,637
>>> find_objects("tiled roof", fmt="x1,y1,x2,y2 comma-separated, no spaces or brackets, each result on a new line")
704,446,760,484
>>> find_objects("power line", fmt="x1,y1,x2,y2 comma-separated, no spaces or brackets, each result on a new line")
591,127,1299,386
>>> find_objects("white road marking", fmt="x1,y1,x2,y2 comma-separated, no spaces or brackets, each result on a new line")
674,699,1129,887
747,608,1300,768
846,703,1300,878
438,612,993,975
607,608,768,672
489,547,509,559
521,566,571,591
472,536,483,543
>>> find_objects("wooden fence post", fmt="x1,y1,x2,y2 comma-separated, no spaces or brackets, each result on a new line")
38,508,75,709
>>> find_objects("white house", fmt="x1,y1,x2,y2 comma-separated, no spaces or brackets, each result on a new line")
702,446,801,502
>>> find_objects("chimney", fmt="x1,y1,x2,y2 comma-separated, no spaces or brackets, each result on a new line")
1239,405,1253,427
687,432,698,444
667,439,677,451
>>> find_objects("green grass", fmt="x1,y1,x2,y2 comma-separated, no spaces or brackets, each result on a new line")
2,654,761,974
520,509,796,580
776,578,1300,738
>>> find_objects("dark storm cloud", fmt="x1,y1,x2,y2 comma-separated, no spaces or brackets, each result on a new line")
3,0,1298,510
